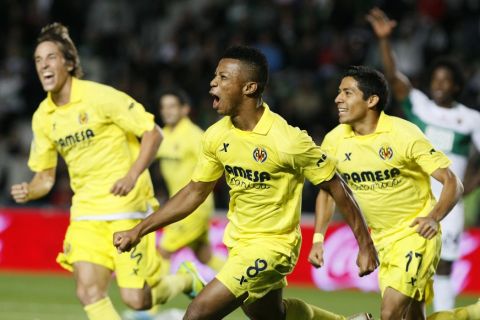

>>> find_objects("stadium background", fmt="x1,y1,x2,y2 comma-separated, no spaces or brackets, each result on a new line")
0,0,479,319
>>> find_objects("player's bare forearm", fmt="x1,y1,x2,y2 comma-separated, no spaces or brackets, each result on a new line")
319,174,373,248
314,189,335,236
129,125,163,180
138,180,215,237
114,180,216,252
111,125,162,196
429,167,464,222
11,168,56,203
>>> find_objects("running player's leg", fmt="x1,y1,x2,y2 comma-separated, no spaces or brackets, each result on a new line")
378,232,441,320
244,288,358,320
434,203,464,311
74,262,120,320
184,278,246,320
57,221,121,320
381,287,421,320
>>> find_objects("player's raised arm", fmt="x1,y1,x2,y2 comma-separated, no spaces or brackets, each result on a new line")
366,7,411,101
11,168,56,203
111,125,163,196
318,174,379,277
113,179,216,252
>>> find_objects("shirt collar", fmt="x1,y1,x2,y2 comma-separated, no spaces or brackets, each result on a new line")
45,77,83,113
227,102,274,135
344,111,392,138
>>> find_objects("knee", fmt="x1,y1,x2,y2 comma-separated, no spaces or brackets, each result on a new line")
122,296,152,311
120,290,152,311
76,284,106,306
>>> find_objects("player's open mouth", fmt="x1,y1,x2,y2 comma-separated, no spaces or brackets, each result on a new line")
42,72,54,83
210,92,220,108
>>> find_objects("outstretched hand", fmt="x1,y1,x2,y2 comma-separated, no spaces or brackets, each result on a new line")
410,217,439,239
366,7,397,39
308,242,325,268
113,228,141,253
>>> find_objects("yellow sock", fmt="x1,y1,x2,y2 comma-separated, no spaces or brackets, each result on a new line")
428,300,480,320
207,255,225,272
84,297,120,320
284,298,345,320
151,273,192,304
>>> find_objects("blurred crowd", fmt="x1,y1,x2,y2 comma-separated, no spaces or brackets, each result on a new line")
0,0,479,223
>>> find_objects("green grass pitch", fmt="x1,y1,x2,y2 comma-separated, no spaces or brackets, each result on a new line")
0,272,477,319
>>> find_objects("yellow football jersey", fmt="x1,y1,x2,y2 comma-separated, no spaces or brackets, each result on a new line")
28,78,159,219
192,104,336,253
321,112,451,249
157,117,214,215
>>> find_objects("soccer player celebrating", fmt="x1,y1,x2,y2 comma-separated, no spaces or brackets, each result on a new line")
367,7,480,311
315,65,479,319
114,46,378,320
11,23,203,320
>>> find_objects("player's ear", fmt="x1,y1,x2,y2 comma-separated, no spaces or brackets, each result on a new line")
243,82,258,96
367,95,380,110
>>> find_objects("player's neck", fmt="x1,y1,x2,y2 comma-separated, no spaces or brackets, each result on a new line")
351,113,379,136
51,77,72,106
231,101,265,131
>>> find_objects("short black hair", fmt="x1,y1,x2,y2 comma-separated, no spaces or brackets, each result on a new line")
343,66,390,111
159,88,191,106
429,57,465,99
220,45,269,97
37,22,83,78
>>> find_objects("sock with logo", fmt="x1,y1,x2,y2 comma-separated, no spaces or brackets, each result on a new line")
84,297,121,320
151,274,192,304
433,275,455,311
284,298,345,320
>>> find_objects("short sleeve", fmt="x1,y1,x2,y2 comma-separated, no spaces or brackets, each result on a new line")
191,132,224,182
408,133,451,175
101,91,155,137
286,129,336,185
28,111,57,172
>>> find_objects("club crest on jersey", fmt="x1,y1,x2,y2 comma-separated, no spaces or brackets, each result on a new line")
379,145,393,160
78,112,89,125
253,147,268,163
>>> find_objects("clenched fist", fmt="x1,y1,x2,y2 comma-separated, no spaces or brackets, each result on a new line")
113,228,141,253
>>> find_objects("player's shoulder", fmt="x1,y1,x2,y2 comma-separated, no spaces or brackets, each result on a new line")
78,79,128,103
203,116,229,141
388,114,426,141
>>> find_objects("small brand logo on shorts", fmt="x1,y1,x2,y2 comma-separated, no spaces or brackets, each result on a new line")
234,258,268,286
253,147,267,163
